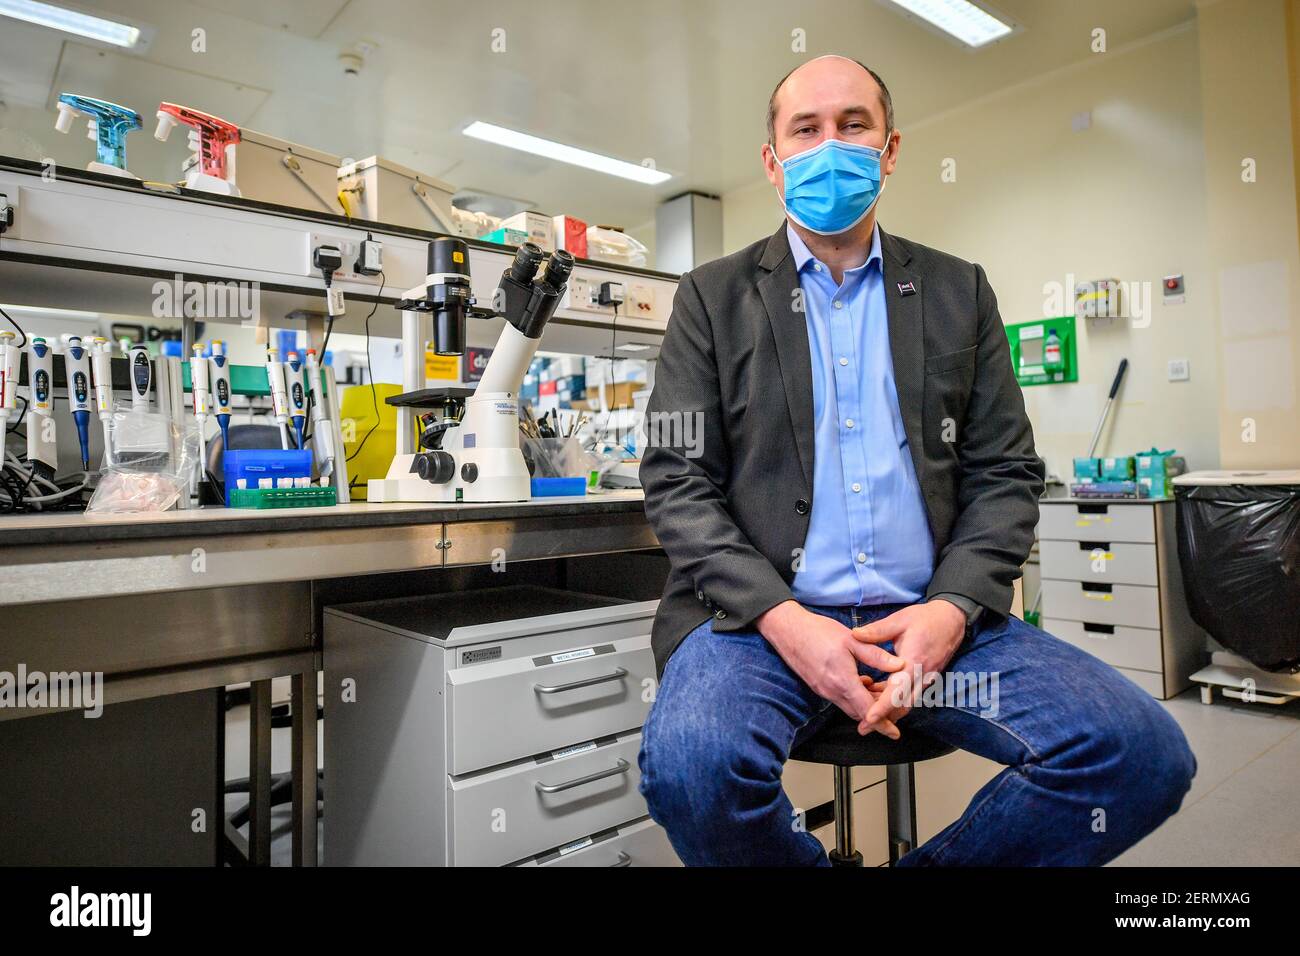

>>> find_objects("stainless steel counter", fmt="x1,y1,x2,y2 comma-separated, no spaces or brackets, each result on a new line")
0,491,660,866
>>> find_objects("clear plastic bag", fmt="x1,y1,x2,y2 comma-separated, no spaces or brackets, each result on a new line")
86,408,201,514
585,226,648,268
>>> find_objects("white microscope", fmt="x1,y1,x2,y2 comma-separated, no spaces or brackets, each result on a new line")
368,238,575,503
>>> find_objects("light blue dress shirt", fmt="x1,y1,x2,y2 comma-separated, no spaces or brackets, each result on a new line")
787,223,936,608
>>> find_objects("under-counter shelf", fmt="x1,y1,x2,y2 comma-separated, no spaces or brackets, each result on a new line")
322,584,671,866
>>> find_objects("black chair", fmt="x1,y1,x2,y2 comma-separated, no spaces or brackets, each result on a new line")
791,712,955,866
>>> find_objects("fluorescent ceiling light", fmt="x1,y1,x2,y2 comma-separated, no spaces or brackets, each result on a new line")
0,0,142,48
463,121,671,186
884,0,1014,48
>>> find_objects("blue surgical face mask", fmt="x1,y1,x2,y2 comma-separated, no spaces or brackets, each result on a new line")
776,135,890,236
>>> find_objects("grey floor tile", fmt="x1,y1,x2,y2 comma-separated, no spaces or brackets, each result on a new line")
1112,692,1300,865
1158,690,1300,806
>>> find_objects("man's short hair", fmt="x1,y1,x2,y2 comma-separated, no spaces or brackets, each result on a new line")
766,56,894,146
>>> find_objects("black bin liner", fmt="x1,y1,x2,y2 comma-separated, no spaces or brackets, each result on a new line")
1175,483,1300,673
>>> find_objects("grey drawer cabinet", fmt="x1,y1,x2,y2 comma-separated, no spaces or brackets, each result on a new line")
323,585,677,866
1037,499,1205,699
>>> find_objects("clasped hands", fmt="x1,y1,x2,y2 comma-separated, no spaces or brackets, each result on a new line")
757,599,967,738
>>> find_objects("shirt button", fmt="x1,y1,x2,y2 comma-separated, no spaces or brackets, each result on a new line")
814,263,822,272
857,552,868,564
851,482,862,493
845,419,855,428
833,301,843,309
839,357,848,366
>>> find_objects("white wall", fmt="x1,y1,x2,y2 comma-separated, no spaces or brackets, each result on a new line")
1197,0,1300,470
720,23,1227,478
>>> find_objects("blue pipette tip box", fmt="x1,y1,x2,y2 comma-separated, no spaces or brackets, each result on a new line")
530,477,587,498
223,449,314,506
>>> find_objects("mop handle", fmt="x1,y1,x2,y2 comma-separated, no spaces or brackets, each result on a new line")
1087,358,1129,459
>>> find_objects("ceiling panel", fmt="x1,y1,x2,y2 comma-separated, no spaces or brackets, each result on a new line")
0,18,65,110
189,0,350,38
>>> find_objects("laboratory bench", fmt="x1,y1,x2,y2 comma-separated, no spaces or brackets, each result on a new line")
0,491,667,866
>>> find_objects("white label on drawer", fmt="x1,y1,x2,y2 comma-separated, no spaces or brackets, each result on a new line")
1084,592,1114,602
551,647,596,664
551,740,598,760
558,836,594,856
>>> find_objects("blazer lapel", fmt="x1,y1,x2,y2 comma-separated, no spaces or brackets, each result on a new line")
757,226,815,489
880,228,926,476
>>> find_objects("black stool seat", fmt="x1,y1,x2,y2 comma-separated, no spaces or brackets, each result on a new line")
791,713,955,766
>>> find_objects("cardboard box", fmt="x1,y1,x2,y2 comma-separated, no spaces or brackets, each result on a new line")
553,215,588,258
548,355,585,378
1073,457,1101,482
238,129,345,214
482,227,530,248
553,374,586,399
585,357,648,388
585,381,644,410
1100,456,1135,481
1137,475,1174,499
1135,451,1187,480
337,156,458,233
499,211,554,252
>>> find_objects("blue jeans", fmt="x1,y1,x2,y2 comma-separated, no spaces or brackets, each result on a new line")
638,604,1196,866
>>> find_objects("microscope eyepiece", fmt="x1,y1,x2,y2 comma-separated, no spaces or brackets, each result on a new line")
542,249,576,290
509,242,546,285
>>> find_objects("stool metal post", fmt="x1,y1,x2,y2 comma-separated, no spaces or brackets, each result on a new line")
829,765,863,867
790,712,954,868
885,762,919,864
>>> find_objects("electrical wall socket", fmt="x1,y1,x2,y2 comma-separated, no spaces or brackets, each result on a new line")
306,232,382,286
1167,358,1190,381
0,187,19,239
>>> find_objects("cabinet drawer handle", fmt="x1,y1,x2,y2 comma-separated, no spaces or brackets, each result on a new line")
536,758,631,794
534,667,629,695
609,851,632,867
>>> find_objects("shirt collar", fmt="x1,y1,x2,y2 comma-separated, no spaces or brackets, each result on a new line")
786,221,882,277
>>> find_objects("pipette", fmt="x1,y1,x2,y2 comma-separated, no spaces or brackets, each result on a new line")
209,340,232,452
26,337,56,478
265,348,291,450
154,102,242,196
89,337,114,452
54,93,143,178
286,350,307,450
0,330,19,432
190,343,211,475
304,348,334,479
62,335,93,470
128,344,152,409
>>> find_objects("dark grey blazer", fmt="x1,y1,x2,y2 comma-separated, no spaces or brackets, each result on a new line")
639,223,1045,674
